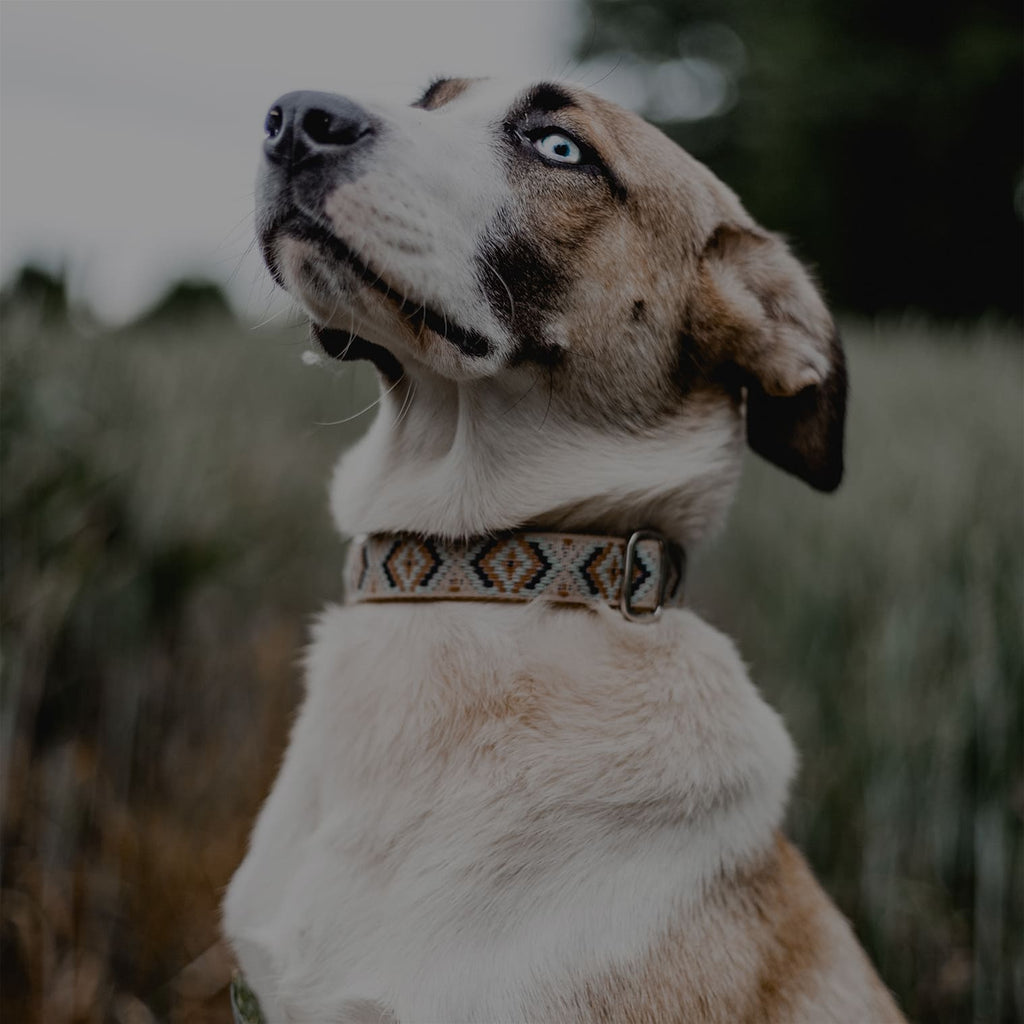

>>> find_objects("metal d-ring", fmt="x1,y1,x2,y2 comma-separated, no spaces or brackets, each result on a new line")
620,529,669,623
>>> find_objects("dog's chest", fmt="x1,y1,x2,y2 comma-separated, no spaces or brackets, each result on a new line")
223,602,794,1023
226,764,693,1023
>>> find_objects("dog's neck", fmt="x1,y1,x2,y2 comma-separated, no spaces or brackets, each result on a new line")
330,367,746,551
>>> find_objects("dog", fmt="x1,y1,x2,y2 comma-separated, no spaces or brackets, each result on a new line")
223,76,905,1023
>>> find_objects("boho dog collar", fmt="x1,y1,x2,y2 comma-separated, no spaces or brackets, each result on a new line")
346,529,685,622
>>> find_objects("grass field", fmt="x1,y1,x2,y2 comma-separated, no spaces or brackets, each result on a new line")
2,296,1021,1022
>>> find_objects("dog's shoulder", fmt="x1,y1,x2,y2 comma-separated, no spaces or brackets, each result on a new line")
530,833,904,1024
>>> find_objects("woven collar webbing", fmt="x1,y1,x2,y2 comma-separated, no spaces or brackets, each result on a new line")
345,530,684,617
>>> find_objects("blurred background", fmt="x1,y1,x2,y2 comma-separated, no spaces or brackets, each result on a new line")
1,1,1020,1021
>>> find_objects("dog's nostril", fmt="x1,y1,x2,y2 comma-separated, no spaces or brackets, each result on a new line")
302,110,333,143
264,106,283,139
302,108,368,147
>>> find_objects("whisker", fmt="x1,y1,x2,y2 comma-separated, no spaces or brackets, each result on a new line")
539,364,555,430
499,370,542,418
477,250,516,325
566,11,600,80
583,56,625,92
249,306,292,330
315,374,404,426
395,378,417,426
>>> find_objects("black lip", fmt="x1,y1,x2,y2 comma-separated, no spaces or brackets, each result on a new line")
310,323,405,381
265,210,492,359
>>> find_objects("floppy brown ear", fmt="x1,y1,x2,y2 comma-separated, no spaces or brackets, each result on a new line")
691,225,847,492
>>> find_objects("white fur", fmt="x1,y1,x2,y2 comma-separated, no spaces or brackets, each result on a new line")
330,365,743,545
224,600,795,1022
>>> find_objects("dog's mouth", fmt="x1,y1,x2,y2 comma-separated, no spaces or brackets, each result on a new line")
309,322,405,382
264,210,492,362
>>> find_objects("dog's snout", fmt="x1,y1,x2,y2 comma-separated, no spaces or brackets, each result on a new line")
263,90,375,168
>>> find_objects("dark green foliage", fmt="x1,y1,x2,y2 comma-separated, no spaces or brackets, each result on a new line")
130,277,236,330
578,0,1023,317
0,264,69,323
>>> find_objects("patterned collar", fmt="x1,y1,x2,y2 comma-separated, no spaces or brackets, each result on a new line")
346,529,685,622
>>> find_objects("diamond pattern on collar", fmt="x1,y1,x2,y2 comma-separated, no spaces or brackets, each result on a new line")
382,537,443,593
347,531,684,617
470,536,555,594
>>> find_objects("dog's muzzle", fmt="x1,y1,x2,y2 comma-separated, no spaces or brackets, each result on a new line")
257,89,378,254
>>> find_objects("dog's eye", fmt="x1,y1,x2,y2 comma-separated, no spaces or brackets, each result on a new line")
532,132,582,165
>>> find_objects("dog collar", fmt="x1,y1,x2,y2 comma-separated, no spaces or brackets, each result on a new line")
346,529,685,622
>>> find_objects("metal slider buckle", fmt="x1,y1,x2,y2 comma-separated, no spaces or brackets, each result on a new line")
620,529,670,624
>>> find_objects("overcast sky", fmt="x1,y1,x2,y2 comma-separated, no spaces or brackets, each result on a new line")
1,1,578,322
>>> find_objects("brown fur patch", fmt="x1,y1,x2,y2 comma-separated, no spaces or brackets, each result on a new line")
473,82,846,476
529,835,903,1023
413,76,475,110
477,86,719,425
427,681,545,757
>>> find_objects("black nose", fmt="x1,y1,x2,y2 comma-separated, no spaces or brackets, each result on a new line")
263,90,375,167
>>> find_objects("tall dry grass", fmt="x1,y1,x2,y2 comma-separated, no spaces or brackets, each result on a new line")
1,299,1020,1022
692,320,1023,1022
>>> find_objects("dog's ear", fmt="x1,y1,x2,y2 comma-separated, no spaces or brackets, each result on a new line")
690,225,847,492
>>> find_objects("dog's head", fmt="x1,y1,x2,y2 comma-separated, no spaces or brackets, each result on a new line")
258,78,846,545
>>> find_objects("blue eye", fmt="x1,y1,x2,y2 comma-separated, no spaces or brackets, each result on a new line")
533,132,582,164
